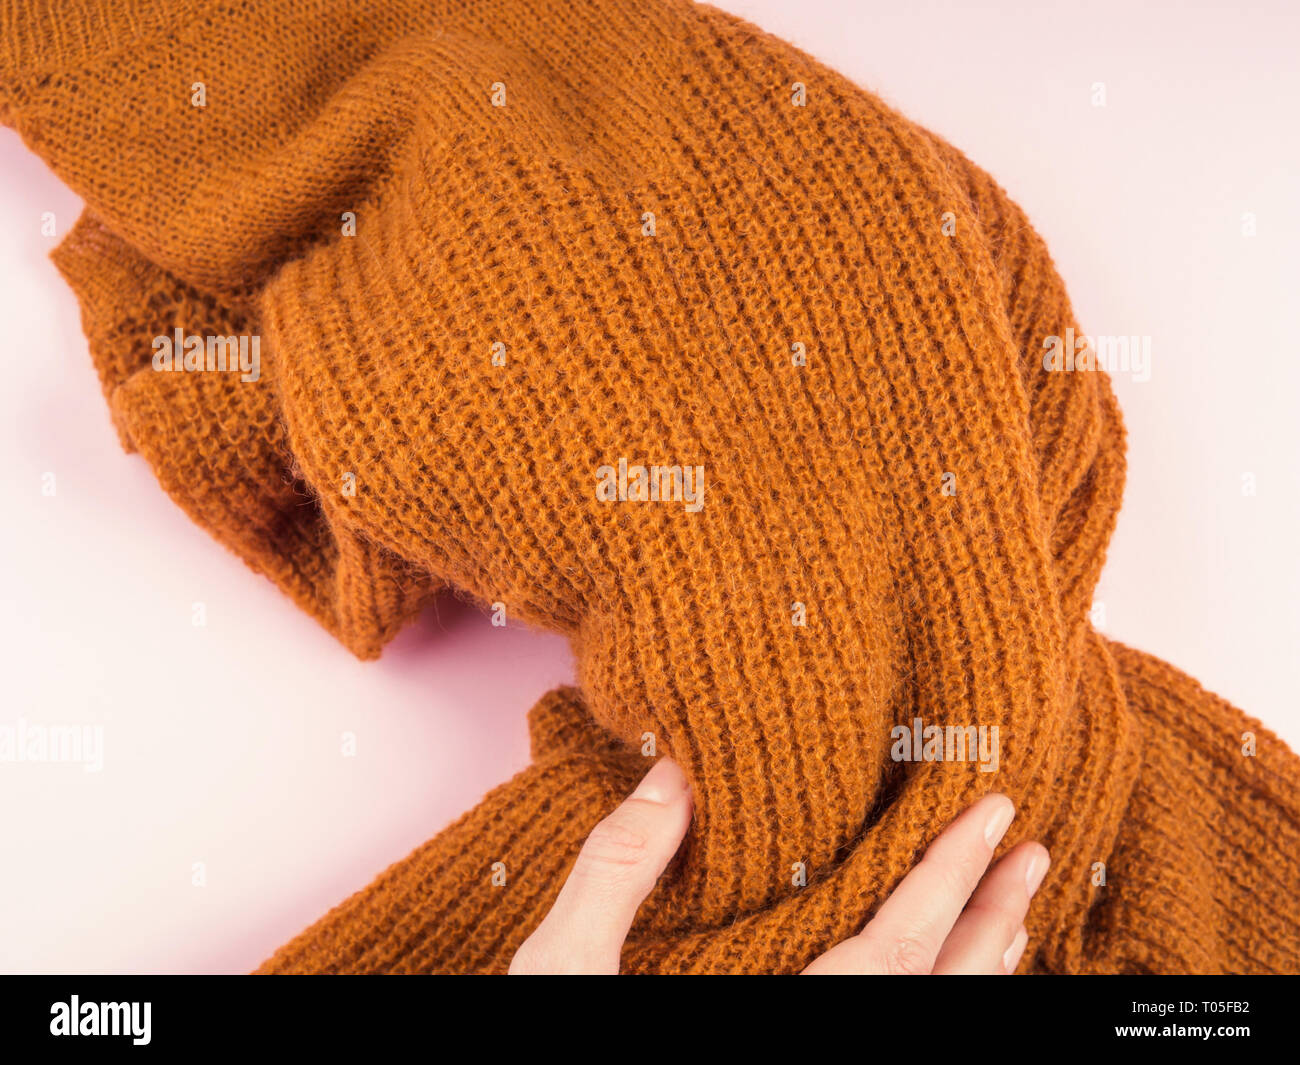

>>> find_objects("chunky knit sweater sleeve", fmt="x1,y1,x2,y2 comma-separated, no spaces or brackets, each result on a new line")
2,0,1296,973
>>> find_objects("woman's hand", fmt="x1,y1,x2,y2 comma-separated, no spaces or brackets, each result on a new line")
508,758,1049,975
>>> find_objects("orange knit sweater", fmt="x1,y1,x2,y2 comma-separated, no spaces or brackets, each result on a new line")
3,0,1297,975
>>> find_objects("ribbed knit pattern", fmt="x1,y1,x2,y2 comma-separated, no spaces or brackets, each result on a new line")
3,0,1296,974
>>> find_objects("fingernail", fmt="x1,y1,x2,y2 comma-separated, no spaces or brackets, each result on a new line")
1025,850,1050,896
631,758,688,805
983,797,1015,848
1002,927,1028,974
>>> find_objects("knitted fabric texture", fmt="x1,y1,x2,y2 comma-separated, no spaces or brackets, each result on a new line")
3,0,1297,974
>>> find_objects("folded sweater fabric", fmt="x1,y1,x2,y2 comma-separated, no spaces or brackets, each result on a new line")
2,0,1297,973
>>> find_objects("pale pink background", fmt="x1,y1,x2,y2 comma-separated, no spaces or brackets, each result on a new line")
2,0,1297,973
